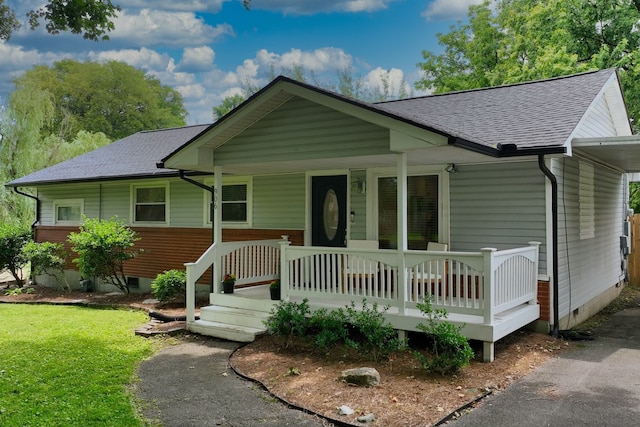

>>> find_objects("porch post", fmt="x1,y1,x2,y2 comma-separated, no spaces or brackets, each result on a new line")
397,153,408,314
481,247,497,324
213,165,223,294
185,262,196,323
279,237,291,301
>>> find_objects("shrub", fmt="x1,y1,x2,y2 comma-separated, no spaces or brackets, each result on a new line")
414,296,474,375
309,308,349,348
22,241,70,290
0,223,31,287
264,298,311,347
343,299,404,363
67,216,140,293
151,269,186,302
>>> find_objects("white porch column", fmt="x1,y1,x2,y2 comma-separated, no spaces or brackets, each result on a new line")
213,165,223,294
279,236,291,301
397,152,408,314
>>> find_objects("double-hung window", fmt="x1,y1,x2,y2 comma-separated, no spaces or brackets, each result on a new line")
133,184,168,224
205,178,251,227
54,199,84,225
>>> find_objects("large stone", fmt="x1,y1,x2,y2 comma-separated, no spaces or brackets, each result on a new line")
340,367,380,387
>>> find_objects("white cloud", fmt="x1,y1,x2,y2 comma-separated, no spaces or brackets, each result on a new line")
88,47,172,72
178,46,216,72
110,9,234,47
251,0,396,14
422,0,484,21
363,67,412,98
121,0,229,12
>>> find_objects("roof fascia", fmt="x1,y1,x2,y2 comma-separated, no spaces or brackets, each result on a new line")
5,170,211,188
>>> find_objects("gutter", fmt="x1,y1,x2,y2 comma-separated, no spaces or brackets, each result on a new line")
538,155,560,338
13,187,40,237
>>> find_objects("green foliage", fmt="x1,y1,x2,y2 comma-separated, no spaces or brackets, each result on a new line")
342,300,404,363
631,183,640,214
0,1,120,41
0,305,154,426
67,216,140,293
309,308,349,349
4,286,34,296
415,0,640,128
22,241,70,290
151,269,186,302
0,223,31,286
212,94,246,120
264,298,312,347
13,59,187,141
267,298,403,362
414,297,474,375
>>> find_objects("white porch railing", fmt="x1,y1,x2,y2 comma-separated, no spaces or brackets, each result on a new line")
184,238,283,322
280,241,540,325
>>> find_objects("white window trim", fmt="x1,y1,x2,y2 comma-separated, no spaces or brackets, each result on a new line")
53,199,84,225
131,182,169,226
204,177,252,228
367,165,450,246
579,161,595,240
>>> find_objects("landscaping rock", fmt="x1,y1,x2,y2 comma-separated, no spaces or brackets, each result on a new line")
338,405,355,415
340,367,380,387
357,413,375,423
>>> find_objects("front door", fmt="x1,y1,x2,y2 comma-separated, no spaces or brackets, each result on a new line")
311,175,347,247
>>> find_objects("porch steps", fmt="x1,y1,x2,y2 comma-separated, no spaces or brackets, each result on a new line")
188,299,275,342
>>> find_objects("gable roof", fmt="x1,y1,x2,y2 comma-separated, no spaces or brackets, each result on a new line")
374,68,623,152
6,124,209,187
161,69,624,171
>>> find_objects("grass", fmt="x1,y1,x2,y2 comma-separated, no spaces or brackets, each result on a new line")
0,305,158,427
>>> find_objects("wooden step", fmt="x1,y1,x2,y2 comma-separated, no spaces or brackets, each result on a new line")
199,305,271,329
187,319,266,342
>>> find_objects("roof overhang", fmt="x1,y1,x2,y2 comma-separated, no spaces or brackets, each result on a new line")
572,136,640,173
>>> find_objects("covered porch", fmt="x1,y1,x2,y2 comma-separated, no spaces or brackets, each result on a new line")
184,238,540,362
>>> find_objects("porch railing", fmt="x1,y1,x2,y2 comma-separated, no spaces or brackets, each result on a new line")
281,241,540,325
184,238,283,322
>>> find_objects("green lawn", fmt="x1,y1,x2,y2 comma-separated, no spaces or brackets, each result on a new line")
0,304,157,427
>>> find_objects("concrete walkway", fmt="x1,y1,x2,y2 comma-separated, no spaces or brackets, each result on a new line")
448,307,640,426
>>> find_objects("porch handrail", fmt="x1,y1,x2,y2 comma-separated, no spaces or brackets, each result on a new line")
280,242,540,325
184,238,284,323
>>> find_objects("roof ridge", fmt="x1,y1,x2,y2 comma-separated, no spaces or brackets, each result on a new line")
138,123,211,134
376,68,615,105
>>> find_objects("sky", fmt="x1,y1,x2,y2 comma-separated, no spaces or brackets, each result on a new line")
0,0,482,126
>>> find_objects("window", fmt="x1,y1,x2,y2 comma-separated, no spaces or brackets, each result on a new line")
205,178,251,227
377,175,439,250
54,199,83,224
133,185,167,223
579,161,595,240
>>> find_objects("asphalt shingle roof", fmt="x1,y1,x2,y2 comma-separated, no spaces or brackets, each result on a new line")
374,68,616,150
6,124,209,187
7,69,617,187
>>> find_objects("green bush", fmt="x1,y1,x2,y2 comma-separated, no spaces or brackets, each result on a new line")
22,241,70,290
151,269,186,302
343,299,404,363
309,308,349,349
0,223,31,287
414,296,474,375
264,298,312,347
67,216,140,293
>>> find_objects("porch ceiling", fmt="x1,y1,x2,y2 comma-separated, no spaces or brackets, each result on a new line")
573,136,640,173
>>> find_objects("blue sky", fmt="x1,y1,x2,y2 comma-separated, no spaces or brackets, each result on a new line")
0,0,481,126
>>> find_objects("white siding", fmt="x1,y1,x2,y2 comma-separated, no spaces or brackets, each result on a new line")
449,161,547,270
555,157,624,318
39,183,101,224
572,94,617,138
215,97,390,164
253,173,305,229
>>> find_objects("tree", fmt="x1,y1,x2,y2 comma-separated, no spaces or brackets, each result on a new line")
0,0,120,41
0,223,31,287
67,216,141,294
13,60,187,140
22,241,70,290
212,94,246,120
416,0,640,126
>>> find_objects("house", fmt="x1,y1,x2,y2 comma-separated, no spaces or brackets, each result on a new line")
7,68,639,361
